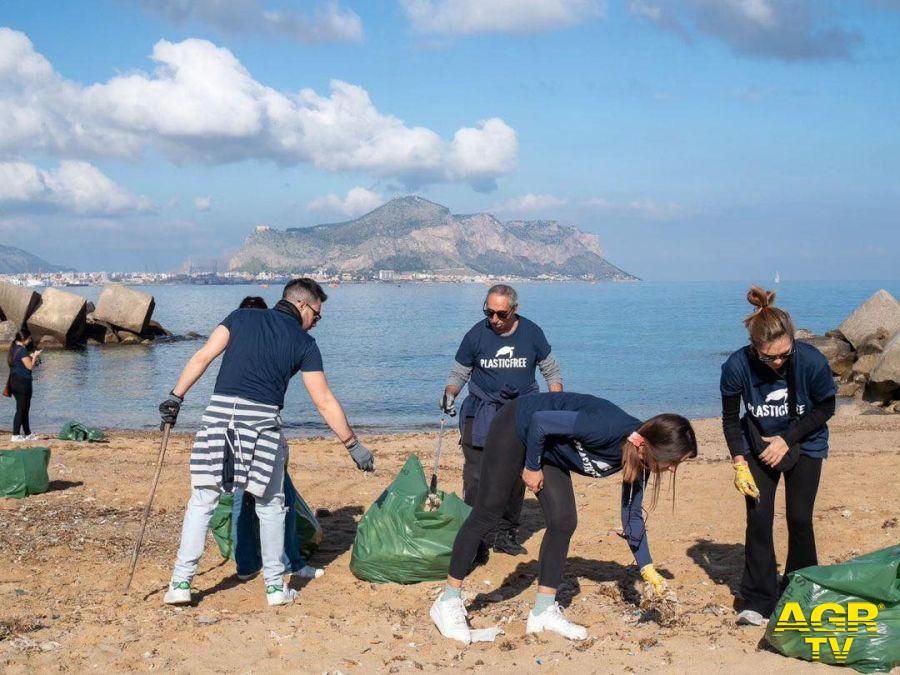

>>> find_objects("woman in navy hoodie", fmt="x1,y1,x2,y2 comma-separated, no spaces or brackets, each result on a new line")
429,392,697,643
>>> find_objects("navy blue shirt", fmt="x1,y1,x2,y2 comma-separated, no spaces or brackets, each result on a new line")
9,344,32,380
214,308,323,407
455,315,551,395
514,392,651,567
720,341,836,458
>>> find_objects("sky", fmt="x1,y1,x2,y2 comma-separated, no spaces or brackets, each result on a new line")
0,0,898,280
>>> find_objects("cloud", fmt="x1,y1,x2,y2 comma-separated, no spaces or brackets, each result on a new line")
0,28,518,190
494,193,568,213
137,0,363,43
195,195,212,211
400,0,604,35
0,160,154,215
582,196,684,220
307,187,384,218
629,0,861,61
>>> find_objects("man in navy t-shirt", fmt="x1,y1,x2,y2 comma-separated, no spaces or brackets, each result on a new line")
157,278,374,608
440,284,563,557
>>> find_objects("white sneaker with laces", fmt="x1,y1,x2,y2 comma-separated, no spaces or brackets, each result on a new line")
9,435,24,443
737,609,768,626
164,581,192,605
295,565,324,579
430,594,471,644
22,434,37,441
266,582,298,606
526,602,588,641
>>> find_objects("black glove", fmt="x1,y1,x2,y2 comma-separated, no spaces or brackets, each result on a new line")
440,392,457,417
159,392,183,429
347,440,374,472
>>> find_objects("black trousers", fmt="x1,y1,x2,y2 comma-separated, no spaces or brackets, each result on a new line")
741,451,822,616
10,376,33,436
449,402,578,588
461,416,525,537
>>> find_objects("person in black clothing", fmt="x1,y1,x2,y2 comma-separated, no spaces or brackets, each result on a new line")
239,296,268,309
430,392,697,644
6,328,41,442
720,286,836,627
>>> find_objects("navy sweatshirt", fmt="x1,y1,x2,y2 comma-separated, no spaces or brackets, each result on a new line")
514,392,651,567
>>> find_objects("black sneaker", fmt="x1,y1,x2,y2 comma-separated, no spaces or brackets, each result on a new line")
492,530,527,556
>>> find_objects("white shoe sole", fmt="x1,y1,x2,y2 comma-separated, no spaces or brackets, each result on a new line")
430,601,471,644
163,589,192,605
526,617,588,641
266,593,296,607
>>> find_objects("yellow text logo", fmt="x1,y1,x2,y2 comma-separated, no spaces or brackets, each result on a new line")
774,601,879,662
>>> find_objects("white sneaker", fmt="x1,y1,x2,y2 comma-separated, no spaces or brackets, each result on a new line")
266,582,298,606
294,565,324,579
164,581,192,605
430,594,471,644
526,602,588,641
737,609,768,626
22,434,37,441
9,435,24,443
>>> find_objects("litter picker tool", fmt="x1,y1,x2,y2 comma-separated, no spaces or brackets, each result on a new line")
425,416,447,511
125,422,172,591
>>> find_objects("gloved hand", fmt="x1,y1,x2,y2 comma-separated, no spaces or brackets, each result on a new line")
348,440,375,472
734,461,760,500
440,391,457,417
640,564,668,596
159,392,183,429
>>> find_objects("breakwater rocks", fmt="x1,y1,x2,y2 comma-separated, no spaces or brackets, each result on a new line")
0,282,203,349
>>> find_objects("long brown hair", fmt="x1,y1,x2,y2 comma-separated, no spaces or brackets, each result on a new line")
621,413,697,508
744,286,795,347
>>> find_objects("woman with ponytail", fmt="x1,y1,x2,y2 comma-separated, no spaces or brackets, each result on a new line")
6,328,41,442
720,287,836,626
429,392,697,644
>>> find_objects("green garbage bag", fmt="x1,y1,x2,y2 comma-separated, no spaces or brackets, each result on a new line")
210,492,235,559
765,545,900,673
58,421,106,442
0,447,51,498
349,454,471,584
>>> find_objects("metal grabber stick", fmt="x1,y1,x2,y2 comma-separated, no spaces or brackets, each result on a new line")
426,416,447,508
125,422,172,591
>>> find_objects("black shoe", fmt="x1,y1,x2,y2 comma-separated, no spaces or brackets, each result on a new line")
492,530,527,556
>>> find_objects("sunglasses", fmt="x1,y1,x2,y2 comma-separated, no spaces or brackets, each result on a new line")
753,344,794,364
483,304,514,320
301,303,322,323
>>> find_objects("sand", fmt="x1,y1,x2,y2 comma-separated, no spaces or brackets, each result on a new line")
1,415,898,673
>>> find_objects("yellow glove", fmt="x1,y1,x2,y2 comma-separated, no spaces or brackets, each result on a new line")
734,461,760,500
640,564,668,596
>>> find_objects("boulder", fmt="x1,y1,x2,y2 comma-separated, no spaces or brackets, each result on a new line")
26,288,87,345
865,334,900,403
798,335,855,377
142,320,173,338
794,328,817,339
0,283,41,327
837,381,861,397
838,290,900,349
117,330,141,345
0,320,18,347
37,335,65,349
851,353,879,377
93,284,155,334
857,329,889,356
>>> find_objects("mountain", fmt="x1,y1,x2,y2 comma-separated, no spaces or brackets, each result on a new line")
228,196,637,280
0,245,73,274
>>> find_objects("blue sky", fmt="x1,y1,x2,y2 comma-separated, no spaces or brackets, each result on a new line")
0,0,898,280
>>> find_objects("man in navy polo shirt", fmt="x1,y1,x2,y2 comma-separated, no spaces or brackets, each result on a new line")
440,284,563,558
158,278,374,607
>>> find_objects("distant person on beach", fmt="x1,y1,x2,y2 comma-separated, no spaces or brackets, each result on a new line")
430,392,697,643
721,287,836,627
441,284,563,561
6,328,41,442
229,295,324,582
158,278,374,607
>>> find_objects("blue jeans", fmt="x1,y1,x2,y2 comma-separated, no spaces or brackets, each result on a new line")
233,471,307,576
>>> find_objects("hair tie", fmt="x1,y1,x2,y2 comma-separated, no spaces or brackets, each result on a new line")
628,431,645,447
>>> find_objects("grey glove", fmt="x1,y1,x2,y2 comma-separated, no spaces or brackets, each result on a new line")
347,440,374,472
440,392,457,417
159,392,183,430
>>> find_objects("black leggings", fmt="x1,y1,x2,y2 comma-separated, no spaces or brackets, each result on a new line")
10,376,33,436
448,401,577,589
742,451,822,616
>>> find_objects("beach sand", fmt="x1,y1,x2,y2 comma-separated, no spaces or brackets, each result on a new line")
1,415,898,673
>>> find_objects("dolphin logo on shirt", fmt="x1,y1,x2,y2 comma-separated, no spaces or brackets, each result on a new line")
495,346,515,359
765,388,788,403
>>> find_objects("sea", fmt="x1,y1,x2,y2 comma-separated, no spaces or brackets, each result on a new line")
8,280,899,437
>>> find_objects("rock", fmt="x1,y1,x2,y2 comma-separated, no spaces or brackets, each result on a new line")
858,329,889,356
825,329,851,343
0,283,41,327
851,353,879,377
838,289,900,350
38,335,65,349
117,330,141,345
86,338,102,346
93,284,155,334
865,334,900,403
85,301,96,315
798,335,855,376
794,328,817,339
26,288,87,345
837,381,861,397
195,615,219,625
39,641,61,652
0,320,18,347
143,319,172,338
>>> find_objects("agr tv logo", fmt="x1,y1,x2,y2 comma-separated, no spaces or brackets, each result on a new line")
774,601,881,662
